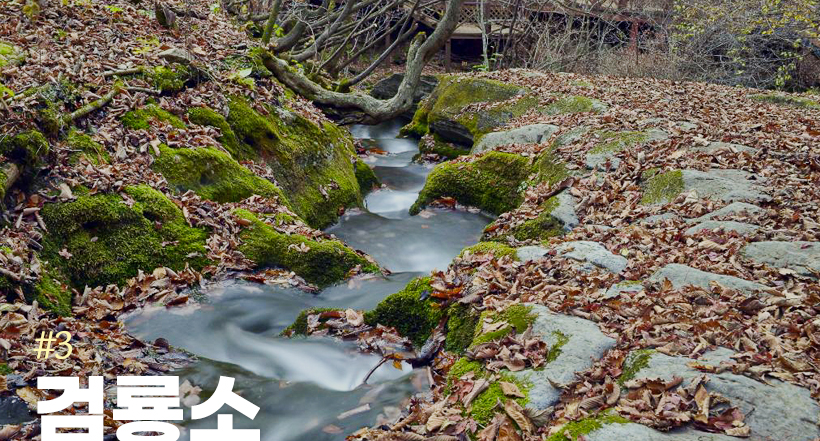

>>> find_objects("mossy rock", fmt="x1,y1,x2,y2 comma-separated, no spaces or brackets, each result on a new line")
589,130,650,154
459,242,518,260
618,349,654,385
364,277,444,346
145,64,196,94
186,107,251,159
504,196,564,241
65,128,109,165
354,159,379,193
225,98,363,228
0,363,11,375
152,145,288,205
418,135,471,159
0,130,49,168
0,251,73,316
235,209,377,287
445,303,480,353
749,93,820,110
410,151,532,215
541,95,607,115
40,185,209,290
471,304,537,346
283,307,343,336
445,357,530,425
640,169,684,205
122,104,186,130
532,148,569,185
544,411,630,441
403,76,539,146
0,41,25,68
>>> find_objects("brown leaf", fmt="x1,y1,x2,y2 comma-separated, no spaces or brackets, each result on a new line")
499,381,525,398
504,399,533,434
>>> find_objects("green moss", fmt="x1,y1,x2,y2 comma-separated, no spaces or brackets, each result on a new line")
65,128,109,165
153,145,288,204
546,331,569,363
0,41,25,68
533,149,569,185
618,349,654,385
146,64,193,94
589,131,647,154
545,411,630,441
283,307,342,336
459,242,517,260
235,209,376,287
0,130,49,168
0,363,11,375
750,93,820,109
40,185,209,289
419,135,472,159
31,266,73,316
542,95,606,115
354,159,379,193
121,104,186,130
410,151,531,215
470,377,529,425
400,99,431,138
448,357,484,383
503,196,563,242
445,304,480,353
225,97,363,228
187,107,251,159
640,169,684,204
364,277,444,346
471,304,536,346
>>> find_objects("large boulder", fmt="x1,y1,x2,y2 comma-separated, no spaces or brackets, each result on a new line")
648,264,769,294
742,241,820,279
471,124,559,154
585,129,667,171
641,169,770,205
401,76,539,146
370,73,439,119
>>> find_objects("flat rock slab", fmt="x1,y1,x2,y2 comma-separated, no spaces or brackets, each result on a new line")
629,348,820,441
684,220,760,236
640,212,680,225
687,202,764,224
648,263,768,294
555,241,628,274
516,245,549,262
742,241,820,279
585,129,668,171
511,305,615,411
682,169,770,203
693,141,758,154
586,422,738,441
471,124,559,154
603,281,644,299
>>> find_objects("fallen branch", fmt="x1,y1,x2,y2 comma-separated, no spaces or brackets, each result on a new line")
60,83,123,126
102,67,143,78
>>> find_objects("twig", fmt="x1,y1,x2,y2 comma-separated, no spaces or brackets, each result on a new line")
103,67,143,78
361,356,390,385
125,86,160,95
61,84,123,125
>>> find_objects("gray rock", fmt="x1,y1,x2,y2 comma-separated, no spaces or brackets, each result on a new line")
552,126,589,147
585,152,622,171
648,263,768,294
687,202,765,224
684,220,760,236
512,305,615,411
471,124,559,154
585,129,668,171
742,241,820,278
694,141,758,154
586,422,738,441
370,74,438,119
682,169,770,203
629,348,820,441
0,395,34,425
641,212,680,225
552,192,579,232
515,245,549,262
555,241,628,274
603,281,644,299
430,119,474,146
158,48,194,65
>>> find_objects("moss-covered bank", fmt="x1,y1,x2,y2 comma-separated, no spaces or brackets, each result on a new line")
364,277,444,346
235,209,377,287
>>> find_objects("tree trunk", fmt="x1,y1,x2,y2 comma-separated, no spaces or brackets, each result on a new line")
263,0,465,123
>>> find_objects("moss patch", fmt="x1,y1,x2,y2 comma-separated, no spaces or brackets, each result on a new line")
65,128,109,165
0,363,11,375
542,95,607,115
545,411,630,441
122,104,186,130
448,357,484,384
146,64,193,94
445,303,480,354
364,277,444,346
618,349,654,385
153,145,287,204
546,331,569,363
0,130,49,168
750,93,820,110
589,131,648,154
641,169,684,204
533,149,569,185
354,159,379,193
0,41,25,68
459,242,517,260
40,185,209,290
410,151,531,215
470,376,529,425
419,135,472,159
283,307,342,336
472,304,536,346
235,209,375,287
187,106,251,160
503,196,564,242
225,97,363,228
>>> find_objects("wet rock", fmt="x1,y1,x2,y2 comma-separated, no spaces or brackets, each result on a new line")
687,202,764,224
642,169,770,205
0,395,34,425
648,264,768,294
742,241,820,279
626,348,820,441
515,245,549,261
471,124,559,154
693,141,758,154
684,220,760,236
586,422,738,441
511,305,615,411
555,241,627,274
370,74,438,119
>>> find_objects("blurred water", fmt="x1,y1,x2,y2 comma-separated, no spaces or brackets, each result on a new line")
124,119,492,441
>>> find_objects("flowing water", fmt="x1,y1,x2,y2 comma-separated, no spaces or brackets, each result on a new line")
125,119,492,440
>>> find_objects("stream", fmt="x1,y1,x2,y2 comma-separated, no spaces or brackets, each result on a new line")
124,119,492,440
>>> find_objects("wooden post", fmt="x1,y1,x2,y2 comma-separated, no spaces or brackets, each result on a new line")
629,19,638,53
445,39,452,72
